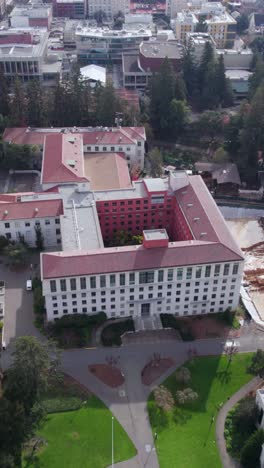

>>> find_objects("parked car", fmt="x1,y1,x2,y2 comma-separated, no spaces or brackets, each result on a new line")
26,280,32,291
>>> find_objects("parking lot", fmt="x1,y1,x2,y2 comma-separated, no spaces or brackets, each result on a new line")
0,257,42,348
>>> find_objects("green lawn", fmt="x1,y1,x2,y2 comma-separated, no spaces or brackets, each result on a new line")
148,353,253,468
24,396,136,468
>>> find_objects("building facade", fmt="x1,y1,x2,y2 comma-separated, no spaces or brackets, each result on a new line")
87,0,130,20
10,4,53,30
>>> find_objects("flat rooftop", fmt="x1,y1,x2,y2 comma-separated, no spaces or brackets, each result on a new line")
84,153,132,191
140,41,184,59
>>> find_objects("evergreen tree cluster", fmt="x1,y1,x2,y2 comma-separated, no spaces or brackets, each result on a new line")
0,68,138,129
183,41,234,111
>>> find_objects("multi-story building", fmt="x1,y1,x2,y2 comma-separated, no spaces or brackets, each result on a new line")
75,24,152,63
0,29,66,83
122,40,184,89
3,126,147,171
2,126,243,323
175,11,198,44
87,0,129,20
9,4,53,30
53,0,87,19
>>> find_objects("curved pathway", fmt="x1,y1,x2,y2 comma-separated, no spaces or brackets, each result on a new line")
215,376,262,468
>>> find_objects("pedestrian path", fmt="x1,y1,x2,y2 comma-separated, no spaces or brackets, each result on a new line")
215,376,262,468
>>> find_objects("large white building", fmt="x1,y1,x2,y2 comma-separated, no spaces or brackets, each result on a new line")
2,126,243,322
87,0,130,20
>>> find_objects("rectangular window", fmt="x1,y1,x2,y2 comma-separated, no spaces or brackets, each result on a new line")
80,277,86,290
45,220,50,225
232,264,239,275
214,264,220,277
205,265,211,278
100,275,106,288
129,273,135,285
177,268,183,280
90,277,96,288
158,270,164,282
120,274,125,286
4,222,10,228
70,278,76,291
224,264,230,276
50,280,56,293
186,267,192,279
60,279,66,292
110,275,116,287
196,267,202,279
139,271,154,284
167,269,173,281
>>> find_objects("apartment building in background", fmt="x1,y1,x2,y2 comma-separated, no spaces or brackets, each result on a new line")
9,4,53,30
87,0,130,20
2,125,243,322
53,0,87,19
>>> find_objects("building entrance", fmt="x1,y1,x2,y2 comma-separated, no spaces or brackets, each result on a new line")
141,303,150,317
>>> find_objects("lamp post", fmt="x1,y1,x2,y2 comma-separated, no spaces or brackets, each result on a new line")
112,416,114,468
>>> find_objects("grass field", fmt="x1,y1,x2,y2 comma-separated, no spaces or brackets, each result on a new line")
148,353,253,468
24,396,136,468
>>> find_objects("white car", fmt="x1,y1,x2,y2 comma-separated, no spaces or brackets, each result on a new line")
26,280,32,291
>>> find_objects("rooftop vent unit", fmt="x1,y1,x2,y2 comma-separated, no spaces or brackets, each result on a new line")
4,210,8,215
35,207,39,213
187,203,193,207
193,217,200,221
200,232,207,237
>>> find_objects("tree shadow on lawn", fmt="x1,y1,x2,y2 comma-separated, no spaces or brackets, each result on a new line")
173,407,192,425
162,354,252,415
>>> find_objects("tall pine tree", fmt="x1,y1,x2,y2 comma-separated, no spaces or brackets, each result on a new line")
0,66,9,117
10,78,27,126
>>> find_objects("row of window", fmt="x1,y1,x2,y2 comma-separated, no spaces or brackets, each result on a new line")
49,264,240,292
3,218,60,229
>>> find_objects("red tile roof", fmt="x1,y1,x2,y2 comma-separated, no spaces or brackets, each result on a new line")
41,133,88,185
0,199,63,221
84,153,131,190
3,126,146,147
41,239,242,279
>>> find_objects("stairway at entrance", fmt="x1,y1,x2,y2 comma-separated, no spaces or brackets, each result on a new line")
134,314,162,332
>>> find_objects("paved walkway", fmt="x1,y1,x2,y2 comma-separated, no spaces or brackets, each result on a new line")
215,376,262,468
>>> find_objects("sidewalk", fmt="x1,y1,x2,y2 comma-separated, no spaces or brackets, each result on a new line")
215,376,262,468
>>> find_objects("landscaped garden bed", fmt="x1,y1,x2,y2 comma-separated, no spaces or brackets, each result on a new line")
48,312,106,348
88,364,125,388
101,318,135,346
148,354,253,468
141,357,174,386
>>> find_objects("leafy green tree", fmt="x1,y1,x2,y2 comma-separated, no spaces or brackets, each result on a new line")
93,9,107,24
4,243,28,266
10,78,27,126
232,397,259,436
168,99,189,136
236,14,249,35
214,54,233,107
240,429,264,468
213,147,229,163
250,37,264,60
35,225,44,250
0,143,34,170
240,84,264,177
51,79,68,126
96,80,121,126
182,46,198,99
0,66,9,117
197,111,223,138
0,235,9,252
199,41,215,90
26,80,46,127
248,349,264,377
148,147,163,177
174,74,187,101
200,60,218,109
150,58,176,136
249,58,264,98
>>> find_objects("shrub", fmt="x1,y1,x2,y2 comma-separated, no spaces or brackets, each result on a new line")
175,367,191,385
0,320,3,330
33,287,45,315
101,319,134,346
148,401,169,430
153,385,174,411
176,388,198,405
52,312,107,332
241,429,264,468
0,235,9,252
248,350,264,377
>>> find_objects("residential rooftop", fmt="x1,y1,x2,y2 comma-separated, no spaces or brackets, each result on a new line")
83,153,132,191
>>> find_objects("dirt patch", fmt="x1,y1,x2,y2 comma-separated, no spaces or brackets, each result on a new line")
182,316,241,340
88,364,124,388
142,358,174,386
